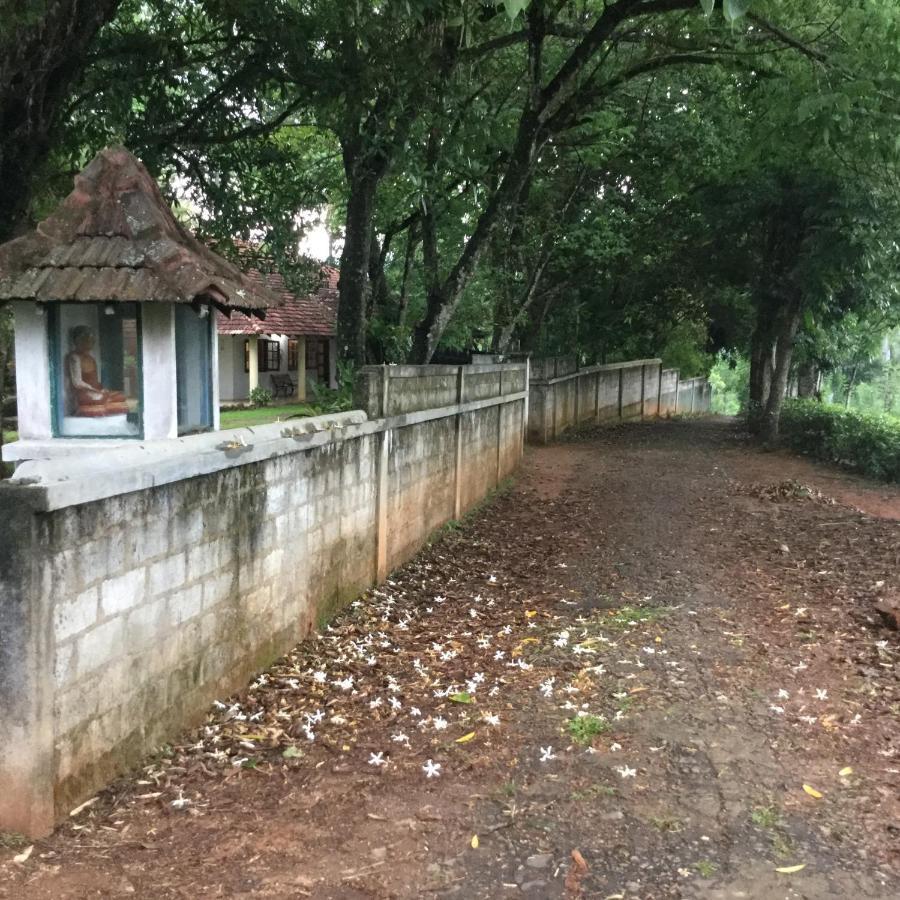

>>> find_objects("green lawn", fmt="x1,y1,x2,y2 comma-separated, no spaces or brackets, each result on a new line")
219,404,320,430
2,430,16,445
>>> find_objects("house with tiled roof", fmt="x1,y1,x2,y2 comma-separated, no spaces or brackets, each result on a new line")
217,260,338,403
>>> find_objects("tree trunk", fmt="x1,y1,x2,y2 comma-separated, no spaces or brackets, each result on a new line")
759,304,802,444
844,364,858,409
747,322,774,434
0,0,122,241
336,165,379,367
796,361,820,398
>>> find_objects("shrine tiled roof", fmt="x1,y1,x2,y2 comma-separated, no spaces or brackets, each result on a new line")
217,264,338,337
0,147,279,315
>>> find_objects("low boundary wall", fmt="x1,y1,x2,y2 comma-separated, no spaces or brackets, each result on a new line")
527,359,711,444
0,363,526,836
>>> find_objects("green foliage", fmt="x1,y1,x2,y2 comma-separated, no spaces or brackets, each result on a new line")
780,399,900,482
567,714,610,746
709,353,749,415
310,360,355,412
249,386,273,408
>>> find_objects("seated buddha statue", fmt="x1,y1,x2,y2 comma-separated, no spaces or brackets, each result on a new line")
65,325,129,417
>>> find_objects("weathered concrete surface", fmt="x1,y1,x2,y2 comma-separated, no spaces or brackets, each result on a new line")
527,359,710,444
0,364,526,837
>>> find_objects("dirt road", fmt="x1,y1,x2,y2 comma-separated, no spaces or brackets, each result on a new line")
3,419,898,899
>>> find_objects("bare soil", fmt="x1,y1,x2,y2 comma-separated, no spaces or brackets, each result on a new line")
2,418,898,899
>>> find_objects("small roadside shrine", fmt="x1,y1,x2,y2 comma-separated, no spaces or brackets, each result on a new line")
0,146,277,464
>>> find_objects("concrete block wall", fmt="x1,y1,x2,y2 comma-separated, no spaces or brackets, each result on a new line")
527,359,712,444
660,369,679,415
0,364,527,838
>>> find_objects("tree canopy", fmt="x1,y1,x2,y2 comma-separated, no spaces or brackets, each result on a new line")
1,0,899,438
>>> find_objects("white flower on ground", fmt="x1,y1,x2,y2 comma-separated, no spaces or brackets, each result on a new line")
434,595,447,604
777,689,790,700
231,757,248,767
610,742,622,752
539,678,555,698
794,607,808,617
391,732,410,744
614,710,626,721
815,688,828,701
642,646,656,655
616,765,637,778
488,575,497,583
502,625,513,636
554,631,570,648
494,651,506,661
477,637,491,649
482,713,500,726
433,716,448,731
792,662,808,672
770,705,785,714
410,707,422,718
334,676,354,691
171,790,191,809
471,672,486,684
312,670,327,684
488,685,500,697
799,715,818,725
368,752,387,767
539,746,556,762
389,697,402,711
469,608,478,619
422,759,442,778
369,697,383,709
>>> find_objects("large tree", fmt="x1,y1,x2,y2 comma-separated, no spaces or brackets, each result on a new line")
0,0,121,242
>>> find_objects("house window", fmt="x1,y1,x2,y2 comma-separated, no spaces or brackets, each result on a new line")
243,337,281,372
50,302,143,438
287,339,299,371
175,305,213,435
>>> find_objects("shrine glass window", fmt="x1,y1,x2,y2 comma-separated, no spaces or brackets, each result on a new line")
50,302,143,438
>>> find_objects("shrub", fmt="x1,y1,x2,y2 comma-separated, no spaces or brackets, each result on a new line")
780,399,900,482
249,386,273,408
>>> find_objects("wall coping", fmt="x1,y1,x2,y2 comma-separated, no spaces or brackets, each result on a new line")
359,362,528,377
2,391,527,513
532,358,662,386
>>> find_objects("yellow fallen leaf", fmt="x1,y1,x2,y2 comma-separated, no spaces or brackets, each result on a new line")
471,835,479,849
654,636,662,643
802,784,823,799
521,637,540,645
839,766,853,777
525,610,538,618
775,864,806,874
456,731,476,744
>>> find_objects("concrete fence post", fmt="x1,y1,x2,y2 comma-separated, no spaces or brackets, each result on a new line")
690,378,696,414
0,503,55,837
639,366,644,418
454,366,465,519
522,357,530,457
375,366,391,582
657,366,663,419
496,368,504,483
617,366,624,420
594,370,601,423
552,381,558,441
574,371,580,424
